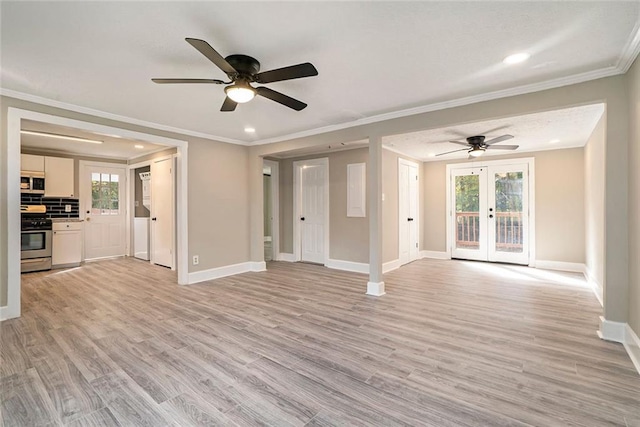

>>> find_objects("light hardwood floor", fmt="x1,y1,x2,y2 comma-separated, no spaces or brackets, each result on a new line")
2,258,639,426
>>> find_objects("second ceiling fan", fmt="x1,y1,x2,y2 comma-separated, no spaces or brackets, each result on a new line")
436,134,518,158
152,38,318,112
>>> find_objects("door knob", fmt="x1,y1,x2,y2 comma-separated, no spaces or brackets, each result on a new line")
407,218,414,221
300,217,305,221
152,217,157,221
489,214,494,218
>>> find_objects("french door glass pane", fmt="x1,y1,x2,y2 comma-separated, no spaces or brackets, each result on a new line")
494,172,523,253
455,175,480,249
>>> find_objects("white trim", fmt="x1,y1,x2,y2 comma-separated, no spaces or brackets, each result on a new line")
366,281,386,296
535,260,586,273
4,108,189,320
293,157,329,265
326,259,369,274
188,261,265,284
263,159,280,262
277,253,296,262
420,250,450,260
445,157,535,266
598,316,626,343
624,324,640,375
617,19,640,73
0,88,245,146
383,259,402,273
584,266,604,307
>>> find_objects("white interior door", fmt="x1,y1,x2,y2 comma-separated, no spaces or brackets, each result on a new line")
450,163,530,264
151,157,174,268
399,160,419,265
451,167,488,261
82,164,126,260
488,164,529,264
298,160,327,264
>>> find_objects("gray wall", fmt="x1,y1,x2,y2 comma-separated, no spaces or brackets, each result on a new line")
134,165,150,218
584,116,606,300
422,148,586,263
628,57,640,337
279,148,370,263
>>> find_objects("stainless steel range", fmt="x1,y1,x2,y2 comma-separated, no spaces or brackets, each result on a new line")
21,205,52,273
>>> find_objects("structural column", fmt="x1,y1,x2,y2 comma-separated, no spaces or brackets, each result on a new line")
367,134,385,296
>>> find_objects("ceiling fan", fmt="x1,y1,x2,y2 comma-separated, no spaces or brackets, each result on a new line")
152,38,318,112
436,134,518,158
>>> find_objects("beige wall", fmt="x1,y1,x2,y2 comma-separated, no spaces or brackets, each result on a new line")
279,148,370,263
628,58,640,336
584,116,606,300
422,148,586,263
1,95,252,307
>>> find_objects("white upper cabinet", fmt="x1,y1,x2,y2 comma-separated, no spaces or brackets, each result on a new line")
45,157,75,198
21,154,45,172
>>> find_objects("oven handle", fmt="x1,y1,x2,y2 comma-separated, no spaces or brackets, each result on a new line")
21,258,47,264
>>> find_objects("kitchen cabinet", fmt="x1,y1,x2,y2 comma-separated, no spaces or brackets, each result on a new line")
45,156,74,198
52,222,83,267
21,154,45,172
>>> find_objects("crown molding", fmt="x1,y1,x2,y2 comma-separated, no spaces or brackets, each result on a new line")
0,88,248,146
617,19,640,73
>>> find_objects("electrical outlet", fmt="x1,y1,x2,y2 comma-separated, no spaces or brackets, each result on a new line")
65,204,72,212
192,255,199,265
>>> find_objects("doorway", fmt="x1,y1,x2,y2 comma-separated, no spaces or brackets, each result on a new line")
263,159,280,262
399,158,419,265
447,159,534,265
293,158,329,265
151,156,175,269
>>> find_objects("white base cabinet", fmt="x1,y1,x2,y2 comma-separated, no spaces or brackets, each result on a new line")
52,222,83,268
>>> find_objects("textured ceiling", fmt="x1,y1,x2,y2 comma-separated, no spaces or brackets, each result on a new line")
1,2,637,144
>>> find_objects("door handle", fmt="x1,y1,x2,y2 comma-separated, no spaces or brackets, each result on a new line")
300,217,305,221
152,217,157,221
407,218,414,221
489,214,494,218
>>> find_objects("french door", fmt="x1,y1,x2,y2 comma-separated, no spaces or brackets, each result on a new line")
451,163,530,265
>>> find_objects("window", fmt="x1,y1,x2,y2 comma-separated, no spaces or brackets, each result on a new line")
91,173,120,215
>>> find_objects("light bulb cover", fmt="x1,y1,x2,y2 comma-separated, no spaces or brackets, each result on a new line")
225,82,256,103
469,147,485,157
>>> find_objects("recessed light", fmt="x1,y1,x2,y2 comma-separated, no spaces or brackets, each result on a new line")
549,139,560,144
20,130,103,144
428,153,436,158
134,144,144,149
244,127,256,133
503,52,530,65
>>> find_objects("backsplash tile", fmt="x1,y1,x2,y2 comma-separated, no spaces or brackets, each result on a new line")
21,194,80,219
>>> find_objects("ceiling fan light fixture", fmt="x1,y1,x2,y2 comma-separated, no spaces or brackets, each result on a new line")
225,81,256,103
469,146,485,157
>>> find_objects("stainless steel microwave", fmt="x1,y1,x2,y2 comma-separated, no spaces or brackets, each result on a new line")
20,171,45,194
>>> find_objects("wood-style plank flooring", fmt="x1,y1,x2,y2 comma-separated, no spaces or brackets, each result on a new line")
2,258,639,426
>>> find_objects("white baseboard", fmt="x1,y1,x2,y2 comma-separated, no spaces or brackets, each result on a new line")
598,316,626,343
584,266,604,307
366,281,386,296
535,260,586,273
277,253,296,262
624,324,640,375
0,305,19,321
188,261,264,284
134,251,149,261
264,236,272,242
326,259,369,274
383,259,401,273
420,250,449,260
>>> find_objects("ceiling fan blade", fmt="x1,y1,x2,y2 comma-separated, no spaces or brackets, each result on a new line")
256,87,307,111
486,144,519,150
220,97,237,112
255,63,318,84
448,140,470,147
152,78,225,84
484,134,514,145
185,38,237,76
436,148,469,157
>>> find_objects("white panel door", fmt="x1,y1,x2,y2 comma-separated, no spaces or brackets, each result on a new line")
82,164,126,260
151,157,174,268
451,167,488,261
300,163,326,264
399,161,419,265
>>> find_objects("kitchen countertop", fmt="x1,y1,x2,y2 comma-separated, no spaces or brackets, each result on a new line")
51,218,84,222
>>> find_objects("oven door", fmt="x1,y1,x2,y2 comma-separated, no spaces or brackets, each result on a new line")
21,230,52,259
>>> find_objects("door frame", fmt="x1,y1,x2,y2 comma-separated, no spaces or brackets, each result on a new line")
398,158,420,264
79,160,128,261
4,107,189,321
445,157,536,266
263,159,280,261
293,157,329,264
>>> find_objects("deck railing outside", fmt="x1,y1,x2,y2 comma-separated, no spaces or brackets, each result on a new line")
456,211,523,251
